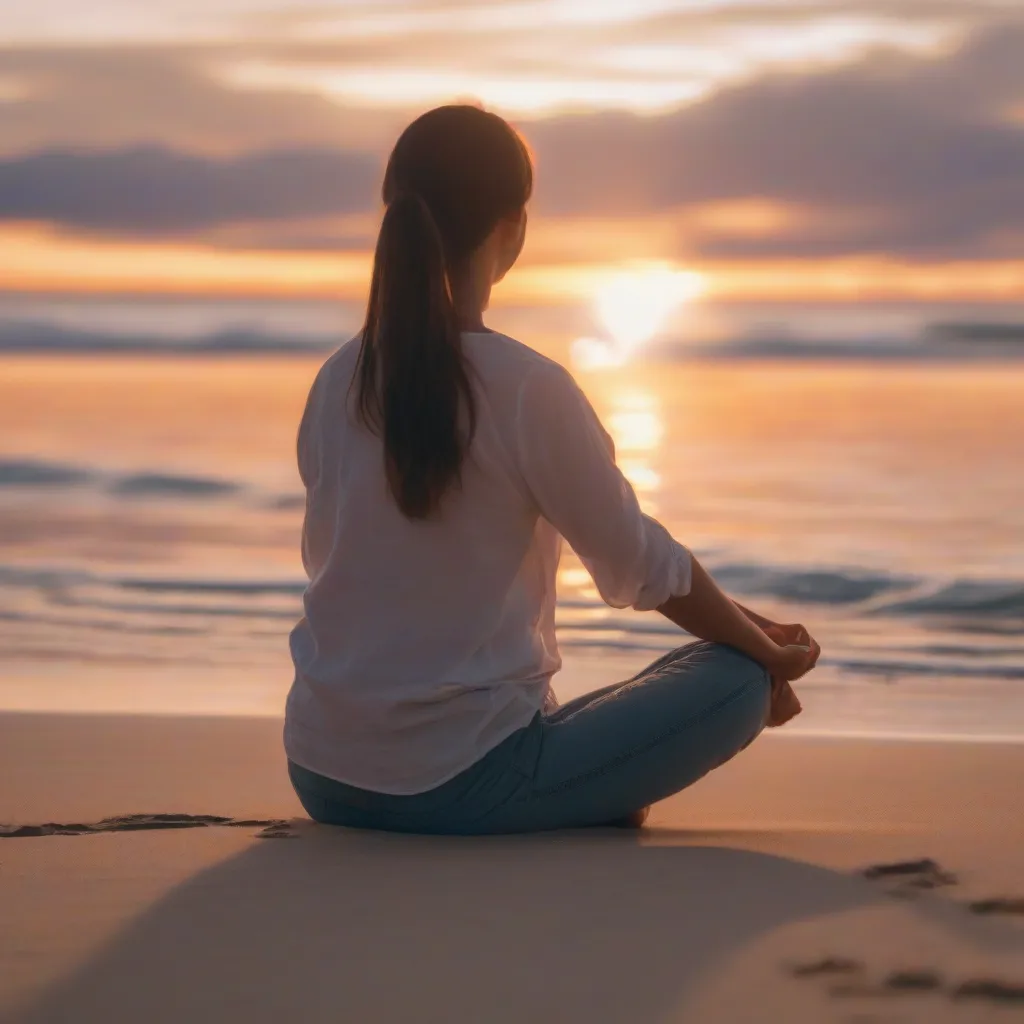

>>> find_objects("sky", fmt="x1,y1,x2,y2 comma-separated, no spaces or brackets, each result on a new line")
1,0,1023,304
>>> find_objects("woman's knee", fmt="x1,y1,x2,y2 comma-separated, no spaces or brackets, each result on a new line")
674,647,771,761
723,669,772,750
653,669,769,797
669,640,768,701
689,640,767,676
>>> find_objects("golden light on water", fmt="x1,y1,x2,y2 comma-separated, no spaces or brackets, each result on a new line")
572,264,706,370
608,407,663,453
607,390,663,501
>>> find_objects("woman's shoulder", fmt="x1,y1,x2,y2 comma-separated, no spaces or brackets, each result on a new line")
307,334,362,394
323,333,363,374
464,330,573,388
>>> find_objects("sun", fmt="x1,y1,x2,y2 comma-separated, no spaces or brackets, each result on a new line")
572,264,705,370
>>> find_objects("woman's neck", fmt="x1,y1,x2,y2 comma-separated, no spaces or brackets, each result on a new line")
450,255,492,332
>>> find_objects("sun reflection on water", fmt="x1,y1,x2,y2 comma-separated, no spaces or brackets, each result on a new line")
607,390,664,502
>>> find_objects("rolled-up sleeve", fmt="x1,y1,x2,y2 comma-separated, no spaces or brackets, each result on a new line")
515,362,692,611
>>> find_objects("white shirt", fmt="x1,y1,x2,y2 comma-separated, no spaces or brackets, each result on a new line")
284,331,692,794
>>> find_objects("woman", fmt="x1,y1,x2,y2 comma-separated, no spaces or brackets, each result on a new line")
285,104,818,835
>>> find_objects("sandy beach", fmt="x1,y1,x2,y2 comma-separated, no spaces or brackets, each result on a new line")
2,712,1022,1024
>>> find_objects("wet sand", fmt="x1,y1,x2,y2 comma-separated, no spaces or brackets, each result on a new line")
1,712,1022,1023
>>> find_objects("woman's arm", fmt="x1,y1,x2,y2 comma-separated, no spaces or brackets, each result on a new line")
513,363,817,687
733,600,776,631
659,556,818,682
516,364,691,611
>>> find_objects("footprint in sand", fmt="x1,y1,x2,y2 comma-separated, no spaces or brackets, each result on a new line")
0,814,295,839
788,957,865,978
827,968,944,999
862,857,958,896
952,978,1024,1004
967,896,1024,917
862,859,1024,924
788,959,1024,1007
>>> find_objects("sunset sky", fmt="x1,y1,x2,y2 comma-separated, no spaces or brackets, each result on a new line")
2,0,1023,304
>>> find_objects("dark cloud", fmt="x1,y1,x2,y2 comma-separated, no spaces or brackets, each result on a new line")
0,48,409,155
525,20,1024,258
0,146,379,233
1,19,1022,258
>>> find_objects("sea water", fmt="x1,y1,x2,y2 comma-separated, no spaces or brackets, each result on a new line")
2,295,1022,739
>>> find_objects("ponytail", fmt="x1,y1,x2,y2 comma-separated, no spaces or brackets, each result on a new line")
353,192,477,520
351,104,532,520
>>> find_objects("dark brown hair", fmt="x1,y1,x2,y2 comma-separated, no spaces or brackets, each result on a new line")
353,104,533,519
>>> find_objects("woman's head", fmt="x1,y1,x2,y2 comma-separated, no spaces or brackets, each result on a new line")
353,105,533,520
383,105,532,286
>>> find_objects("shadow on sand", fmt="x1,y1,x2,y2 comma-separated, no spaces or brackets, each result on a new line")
5,821,889,1024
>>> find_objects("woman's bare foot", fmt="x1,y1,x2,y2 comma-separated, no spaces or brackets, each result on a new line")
608,805,650,829
768,676,803,727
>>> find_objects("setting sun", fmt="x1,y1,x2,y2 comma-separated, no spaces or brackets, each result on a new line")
572,264,705,369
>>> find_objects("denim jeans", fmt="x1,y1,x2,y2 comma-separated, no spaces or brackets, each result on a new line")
288,640,770,835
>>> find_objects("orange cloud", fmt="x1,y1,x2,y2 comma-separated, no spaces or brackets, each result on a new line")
0,225,370,297
5,224,1023,305
684,199,803,237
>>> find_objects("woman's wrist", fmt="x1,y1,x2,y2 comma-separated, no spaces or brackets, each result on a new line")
735,622,782,670
734,600,776,631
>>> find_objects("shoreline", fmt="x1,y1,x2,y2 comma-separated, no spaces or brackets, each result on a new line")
4,705,1024,744
5,708,1024,830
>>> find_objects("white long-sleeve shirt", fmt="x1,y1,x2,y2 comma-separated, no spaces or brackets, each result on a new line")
284,330,692,794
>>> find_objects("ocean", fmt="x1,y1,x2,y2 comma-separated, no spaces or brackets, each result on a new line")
2,294,1023,739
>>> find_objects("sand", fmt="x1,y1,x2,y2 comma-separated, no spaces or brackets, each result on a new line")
1,712,1022,1023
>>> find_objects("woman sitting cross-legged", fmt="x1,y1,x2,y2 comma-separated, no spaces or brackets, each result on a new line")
284,104,819,835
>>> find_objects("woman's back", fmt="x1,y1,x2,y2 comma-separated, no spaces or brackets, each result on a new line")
287,330,570,795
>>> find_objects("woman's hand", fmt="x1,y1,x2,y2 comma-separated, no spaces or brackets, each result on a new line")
733,603,821,678
705,600,818,728
761,623,820,728
763,623,820,681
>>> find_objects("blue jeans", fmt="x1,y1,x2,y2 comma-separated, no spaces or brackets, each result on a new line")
288,640,770,835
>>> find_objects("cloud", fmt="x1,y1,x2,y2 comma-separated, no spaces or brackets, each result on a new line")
0,48,410,156
524,19,1024,258
0,1,983,149
0,18,1022,259
0,146,379,233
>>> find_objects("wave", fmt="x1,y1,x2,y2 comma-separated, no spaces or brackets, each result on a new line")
3,558,1024,689
826,656,1024,681
4,316,1024,362
557,636,1024,681
699,563,1024,620
662,335,1024,363
873,580,1024,619
0,458,97,488
0,565,299,595
710,562,915,604
115,576,306,596
0,319,338,355
48,593,300,620
0,457,248,502
110,472,241,498
4,559,1021,620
